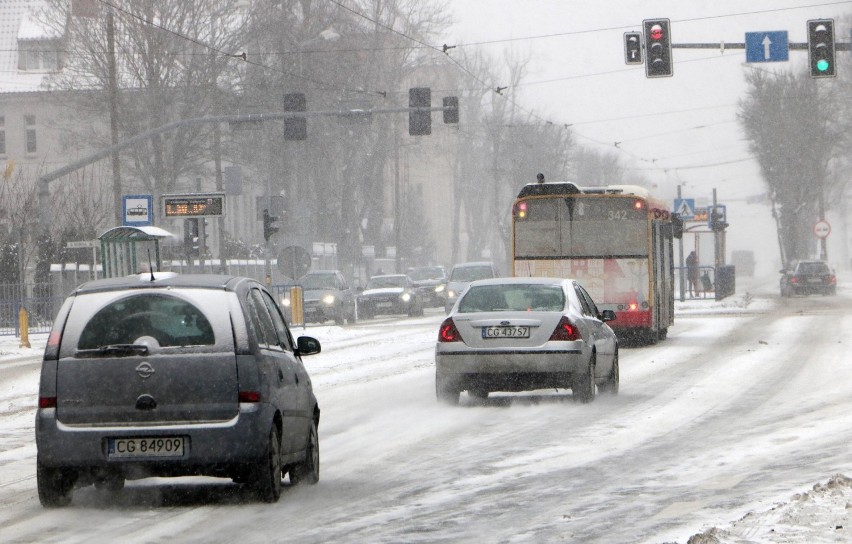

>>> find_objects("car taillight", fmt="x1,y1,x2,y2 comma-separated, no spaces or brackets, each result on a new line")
828,275,837,285
790,277,800,284
38,396,57,409
239,391,260,403
550,316,580,341
439,318,461,342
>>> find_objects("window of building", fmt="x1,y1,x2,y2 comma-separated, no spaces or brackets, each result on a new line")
17,41,60,72
25,115,37,154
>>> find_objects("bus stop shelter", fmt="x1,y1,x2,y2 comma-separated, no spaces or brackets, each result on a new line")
98,226,175,278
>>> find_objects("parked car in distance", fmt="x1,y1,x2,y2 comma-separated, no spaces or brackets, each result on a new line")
406,265,448,308
435,277,618,405
357,274,424,319
444,261,500,312
780,259,836,297
295,270,358,325
35,272,321,507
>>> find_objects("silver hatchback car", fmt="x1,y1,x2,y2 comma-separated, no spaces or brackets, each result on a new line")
36,273,321,506
435,277,618,404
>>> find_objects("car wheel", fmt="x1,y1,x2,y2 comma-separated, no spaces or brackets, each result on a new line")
252,426,283,502
598,349,619,395
573,354,596,403
436,379,460,405
37,461,74,507
290,419,320,485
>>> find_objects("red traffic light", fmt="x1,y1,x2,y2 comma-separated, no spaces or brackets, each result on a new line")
649,24,664,41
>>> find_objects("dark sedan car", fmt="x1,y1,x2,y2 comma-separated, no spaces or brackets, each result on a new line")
357,274,424,319
406,265,448,308
780,260,836,296
35,273,321,506
297,270,358,325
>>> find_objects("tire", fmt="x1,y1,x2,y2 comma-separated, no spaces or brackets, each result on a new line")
37,461,74,507
436,379,460,405
598,348,619,395
290,419,320,486
252,426,283,502
573,354,597,403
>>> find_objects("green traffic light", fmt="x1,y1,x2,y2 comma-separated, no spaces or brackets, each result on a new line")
817,59,830,72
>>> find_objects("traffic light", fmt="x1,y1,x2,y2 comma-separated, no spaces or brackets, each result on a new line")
671,213,684,239
624,31,642,65
263,208,279,242
709,206,728,232
807,19,836,78
409,87,431,136
643,19,672,78
443,96,459,124
283,92,307,140
183,218,200,256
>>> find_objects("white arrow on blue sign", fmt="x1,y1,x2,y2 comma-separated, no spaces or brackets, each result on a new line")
745,31,789,62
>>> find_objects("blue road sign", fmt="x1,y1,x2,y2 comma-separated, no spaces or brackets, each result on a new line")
673,198,695,220
745,31,789,62
123,194,154,226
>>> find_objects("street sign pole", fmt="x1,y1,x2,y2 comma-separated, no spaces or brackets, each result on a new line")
677,186,685,302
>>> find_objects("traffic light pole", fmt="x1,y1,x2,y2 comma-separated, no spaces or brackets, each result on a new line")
669,42,850,51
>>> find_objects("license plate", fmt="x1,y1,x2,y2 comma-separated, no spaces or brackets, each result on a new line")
108,436,186,458
806,278,822,283
377,302,393,308
482,326,530,338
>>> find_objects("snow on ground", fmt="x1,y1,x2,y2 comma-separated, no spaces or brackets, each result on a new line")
1,277,849,543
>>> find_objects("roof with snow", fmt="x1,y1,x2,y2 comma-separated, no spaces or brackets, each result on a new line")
0,0,59,94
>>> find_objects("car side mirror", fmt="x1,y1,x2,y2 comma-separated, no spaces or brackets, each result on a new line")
779,269,786,273
600,309,617,322
296,336,321,356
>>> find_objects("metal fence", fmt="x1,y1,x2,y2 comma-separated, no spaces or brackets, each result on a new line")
0,282,66,337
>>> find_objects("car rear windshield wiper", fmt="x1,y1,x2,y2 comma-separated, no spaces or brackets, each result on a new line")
75,344,150,358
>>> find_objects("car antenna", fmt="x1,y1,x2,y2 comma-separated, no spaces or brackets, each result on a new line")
147,249,156,282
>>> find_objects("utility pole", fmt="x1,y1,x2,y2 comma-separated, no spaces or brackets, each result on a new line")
106,9,122,224
677,185,685,302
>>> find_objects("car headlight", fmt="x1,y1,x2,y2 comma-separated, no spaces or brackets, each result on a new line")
323,294,336,305
447,290,457,299
281,297,291,307
401,293,412,302
434,284,445,293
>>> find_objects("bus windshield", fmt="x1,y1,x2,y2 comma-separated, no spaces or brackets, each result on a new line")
514,196,648,258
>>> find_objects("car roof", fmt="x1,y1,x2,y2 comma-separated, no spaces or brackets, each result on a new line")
72,273,255,295
370,274,407,279
467,277,570,287
451,261,495,269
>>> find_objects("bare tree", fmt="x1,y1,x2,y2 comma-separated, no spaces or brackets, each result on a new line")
739,69,841,264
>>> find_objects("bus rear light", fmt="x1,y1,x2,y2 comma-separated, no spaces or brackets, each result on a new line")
633,199,645,210
629,302,639,311
550,316,580,341
439,318,461,342
513,201,528,219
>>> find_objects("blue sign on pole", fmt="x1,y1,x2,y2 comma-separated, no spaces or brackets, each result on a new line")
673,198,695,220
123,195,154,226
745,31,789,63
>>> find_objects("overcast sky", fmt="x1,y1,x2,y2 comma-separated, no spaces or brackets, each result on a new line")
441,1,852,270
442,1,852,200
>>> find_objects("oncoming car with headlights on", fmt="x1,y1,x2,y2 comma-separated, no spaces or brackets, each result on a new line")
435,277,618,405
357,274,424,319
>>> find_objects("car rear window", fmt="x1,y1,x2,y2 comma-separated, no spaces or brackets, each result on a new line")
798,262,830,275
459,284,564,313
77,293,215,349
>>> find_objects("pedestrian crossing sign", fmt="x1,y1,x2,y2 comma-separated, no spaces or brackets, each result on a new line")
673,198,695,220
